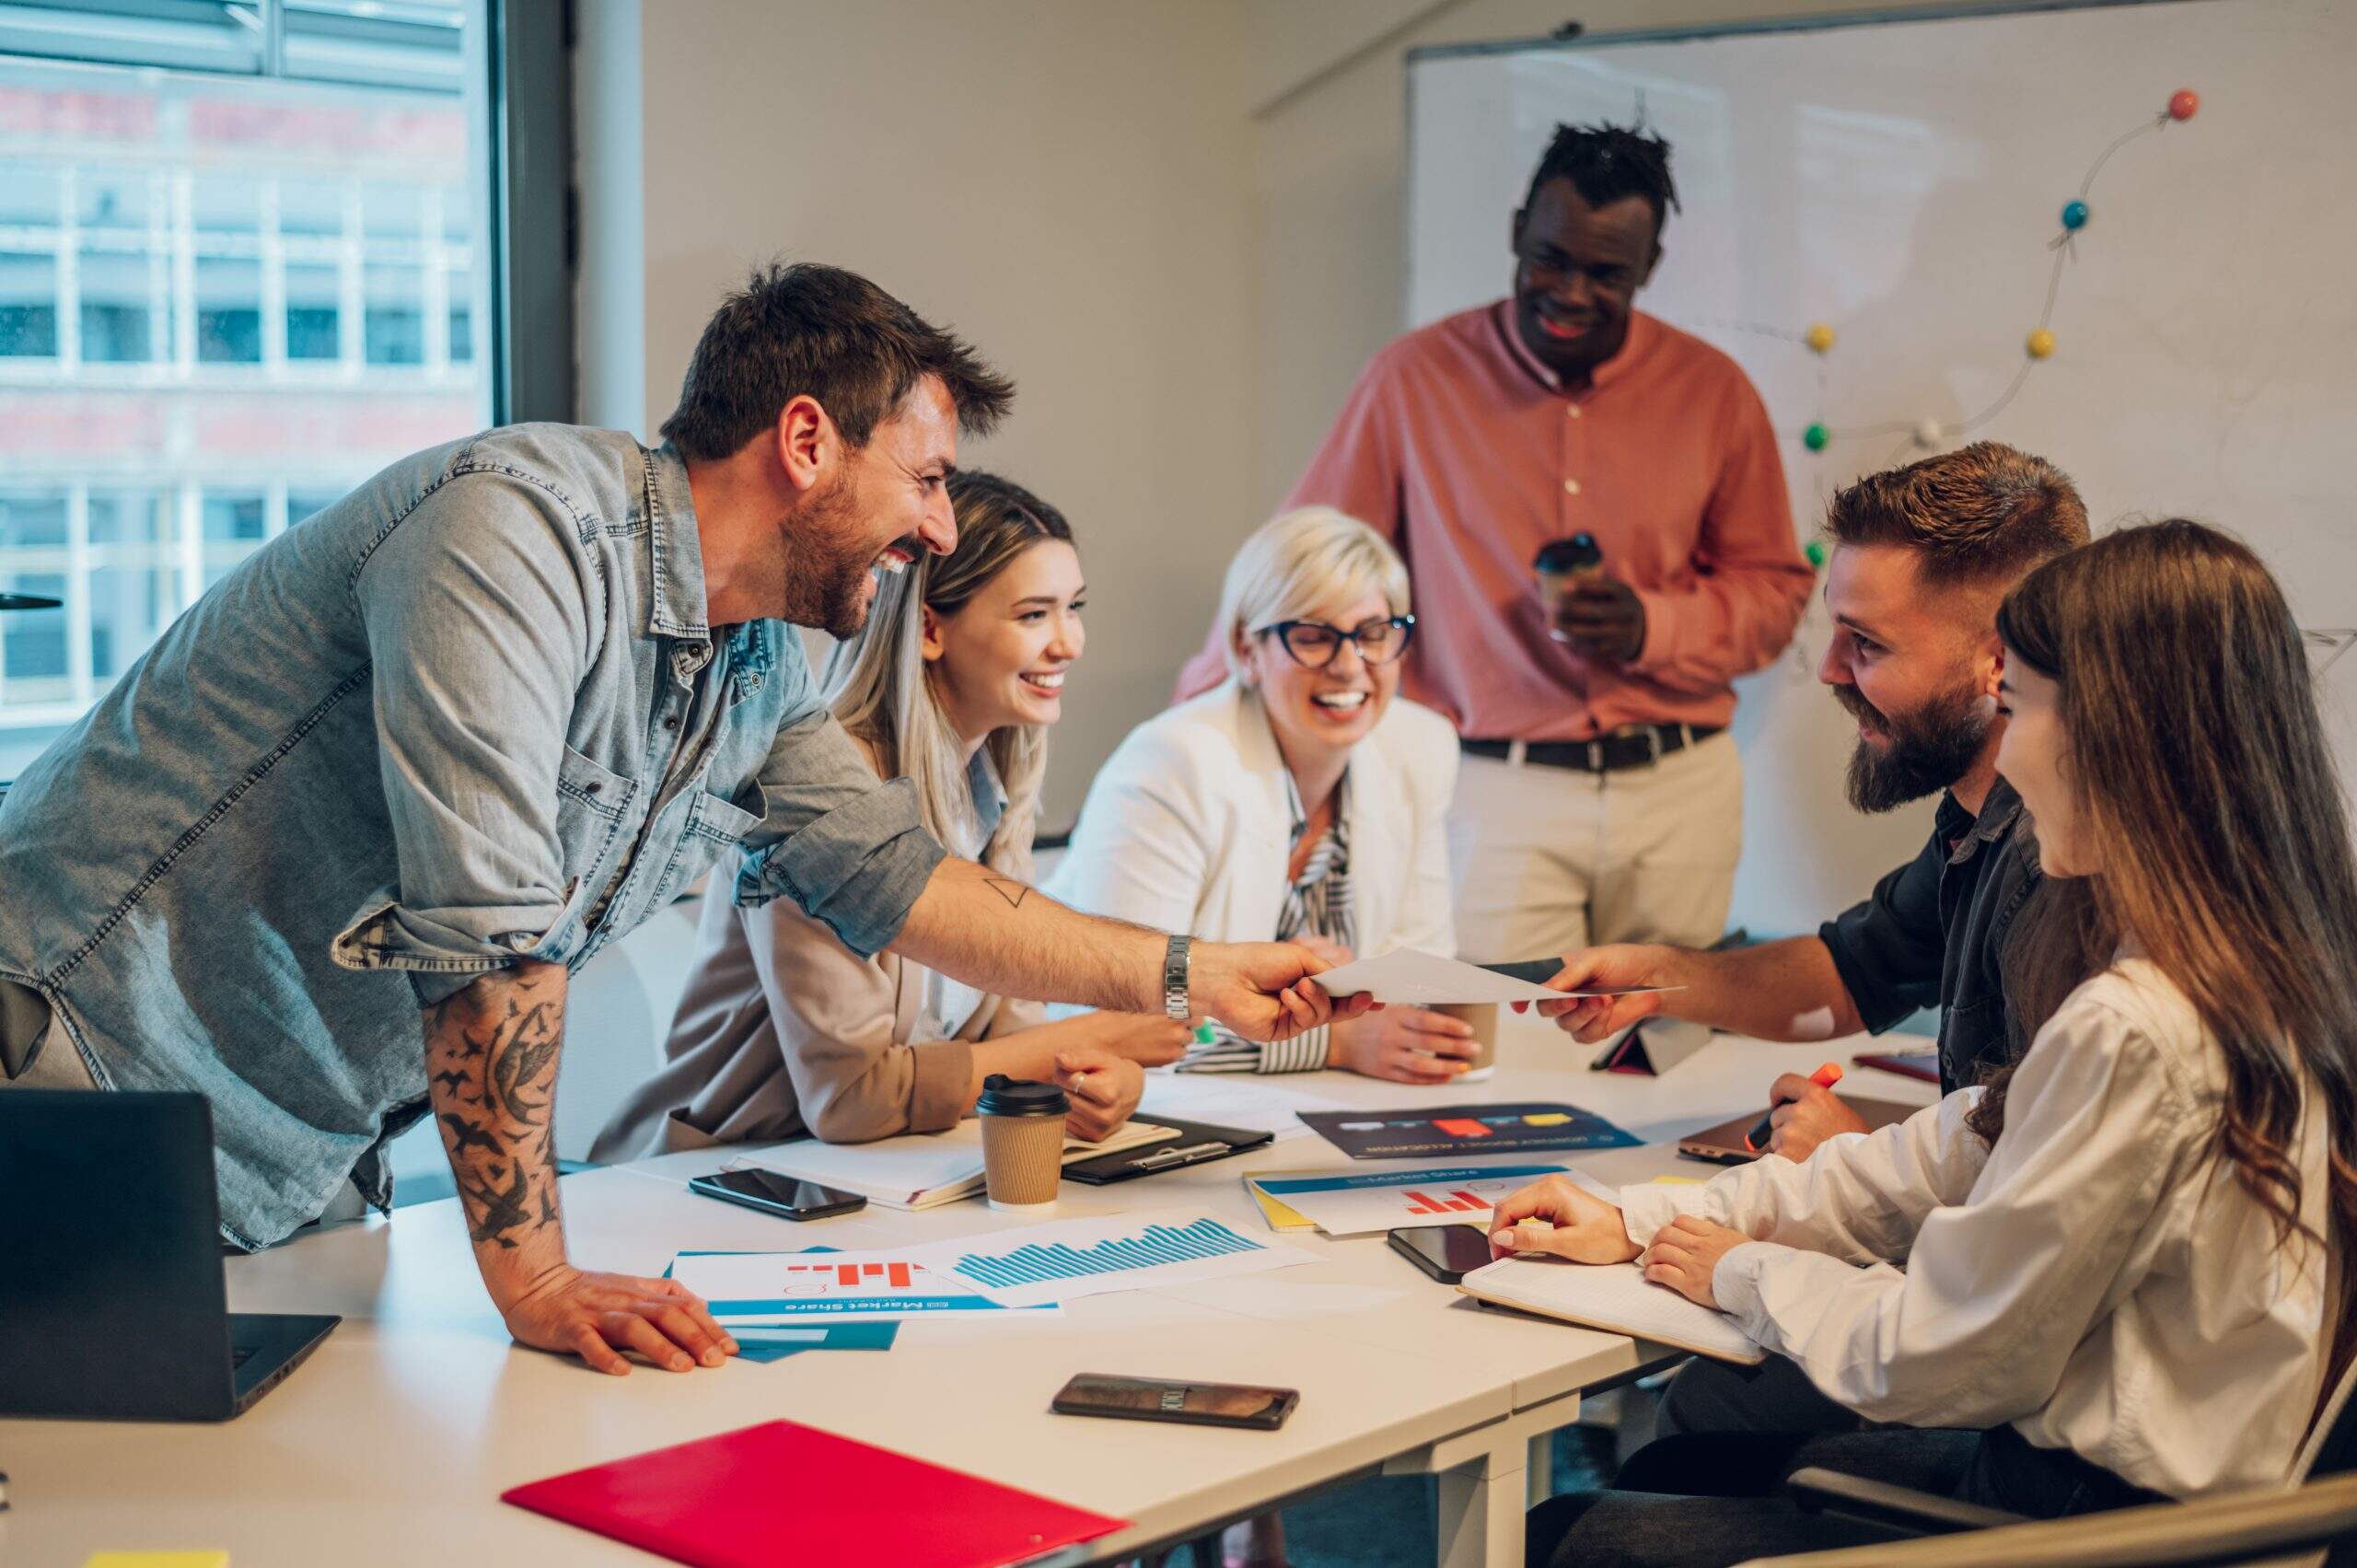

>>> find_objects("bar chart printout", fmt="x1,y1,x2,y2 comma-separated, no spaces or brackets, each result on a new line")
665,1248,1034,1321
913,1215,1315,1307
1247,1165,1568,1237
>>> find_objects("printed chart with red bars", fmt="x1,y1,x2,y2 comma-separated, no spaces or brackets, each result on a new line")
665,1247,1043,1322
1247,1165,1571,1237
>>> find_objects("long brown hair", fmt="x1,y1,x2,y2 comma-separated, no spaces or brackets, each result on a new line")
1980,518,2357,1397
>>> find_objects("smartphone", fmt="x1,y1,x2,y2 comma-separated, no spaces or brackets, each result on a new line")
686,1168,867,1222
1051,1373,1298,1431
1387,1224,1495,1284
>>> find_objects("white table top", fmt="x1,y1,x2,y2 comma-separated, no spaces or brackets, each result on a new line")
0,1014,1937,1566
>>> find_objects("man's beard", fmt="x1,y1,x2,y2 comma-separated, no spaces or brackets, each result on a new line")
778,477,916,641
1835,678,1991,814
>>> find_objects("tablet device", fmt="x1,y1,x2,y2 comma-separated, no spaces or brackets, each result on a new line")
1677,1096,1923,1164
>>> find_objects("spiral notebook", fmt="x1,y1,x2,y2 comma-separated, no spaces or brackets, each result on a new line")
1458,1256,1766,1364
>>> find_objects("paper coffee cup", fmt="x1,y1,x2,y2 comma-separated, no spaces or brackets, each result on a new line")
976,1074,1067,1212
1535,534,1604,641
1431,1002,1499,1083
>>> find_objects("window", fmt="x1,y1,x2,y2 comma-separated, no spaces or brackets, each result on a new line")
0,1,516,774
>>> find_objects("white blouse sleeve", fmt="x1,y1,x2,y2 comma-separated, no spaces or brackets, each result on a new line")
1660,997,2188,1428
1618,1089,1991,1265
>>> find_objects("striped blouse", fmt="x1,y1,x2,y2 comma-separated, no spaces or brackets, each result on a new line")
1181,772,1354,1074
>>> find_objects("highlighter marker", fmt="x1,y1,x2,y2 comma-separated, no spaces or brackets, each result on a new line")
1746,1061,1842,1153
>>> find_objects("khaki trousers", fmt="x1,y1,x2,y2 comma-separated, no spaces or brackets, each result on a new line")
1446,732,1743,964
0,979,95,1089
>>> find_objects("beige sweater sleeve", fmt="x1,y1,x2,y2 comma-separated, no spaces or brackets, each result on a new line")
743,891,977,1144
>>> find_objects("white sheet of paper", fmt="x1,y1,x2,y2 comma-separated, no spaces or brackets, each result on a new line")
1251,1164,1569,1237
1137,1071,1353,1142
904,1214,1316,1308
1302,948,1566,1005
668,1249,1046,1322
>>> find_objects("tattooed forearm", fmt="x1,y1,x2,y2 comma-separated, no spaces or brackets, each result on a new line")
424,959,569,1260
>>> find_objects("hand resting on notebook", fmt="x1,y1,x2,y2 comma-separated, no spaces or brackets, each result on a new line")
1488,1172,1754,1311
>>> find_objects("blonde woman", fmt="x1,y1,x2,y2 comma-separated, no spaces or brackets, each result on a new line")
1051,507,1474,1081
592,472,1186,1161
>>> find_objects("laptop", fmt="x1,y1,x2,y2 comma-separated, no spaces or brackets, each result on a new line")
0,1088,339,1421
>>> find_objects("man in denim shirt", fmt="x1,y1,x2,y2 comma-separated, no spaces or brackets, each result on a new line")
1520,441,2087,1439
0,263,1358,1376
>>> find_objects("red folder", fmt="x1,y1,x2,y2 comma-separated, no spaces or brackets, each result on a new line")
502,1419,1129,1567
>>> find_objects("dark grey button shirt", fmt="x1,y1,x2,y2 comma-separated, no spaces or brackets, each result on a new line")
1818,777,2041,1092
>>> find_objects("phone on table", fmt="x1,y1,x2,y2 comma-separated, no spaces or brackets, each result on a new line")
1051,1373,1298,1431
1388,1224,1494,1284
686,1167,867,1222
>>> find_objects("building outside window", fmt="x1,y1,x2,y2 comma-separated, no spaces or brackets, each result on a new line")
0,1,496,778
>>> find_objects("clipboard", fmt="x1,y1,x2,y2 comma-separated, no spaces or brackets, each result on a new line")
1060,1116,1273,1184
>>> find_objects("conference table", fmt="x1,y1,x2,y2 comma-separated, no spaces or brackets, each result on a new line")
0,1012,1938,1567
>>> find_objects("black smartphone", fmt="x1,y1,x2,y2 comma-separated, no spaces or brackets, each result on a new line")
686,1168,867,1222
1051,1373,1298,1431
1388,1224,1495,1284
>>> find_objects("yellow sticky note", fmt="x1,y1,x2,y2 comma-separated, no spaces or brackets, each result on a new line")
1522,1112,1572,1126
1646,1175,1705,1186
84,1555,231,1568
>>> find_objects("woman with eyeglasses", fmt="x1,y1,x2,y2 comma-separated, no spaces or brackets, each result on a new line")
1051,507,1475,1082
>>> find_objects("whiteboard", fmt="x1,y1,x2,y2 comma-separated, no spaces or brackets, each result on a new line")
1408,0,2357,936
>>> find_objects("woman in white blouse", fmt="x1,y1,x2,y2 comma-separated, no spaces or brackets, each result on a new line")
1500,519,2357,1564
1050,506,1477,1081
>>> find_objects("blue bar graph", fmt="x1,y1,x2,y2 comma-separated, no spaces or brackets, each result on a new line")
951,1218,1265,1291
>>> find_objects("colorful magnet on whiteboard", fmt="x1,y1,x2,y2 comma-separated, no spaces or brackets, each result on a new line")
1914,419,1944,448
1803,422,1830,452
2061,200,2089,231
2026,327,2056,360
1805,540,1828,570
1805,321,1836,354
2167,88,2200,122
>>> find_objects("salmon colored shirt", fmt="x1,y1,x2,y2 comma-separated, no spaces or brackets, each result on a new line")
1177,303,1810,741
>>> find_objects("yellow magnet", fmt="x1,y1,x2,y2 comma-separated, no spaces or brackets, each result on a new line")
1805,321,1836,354
2026,327,2056,360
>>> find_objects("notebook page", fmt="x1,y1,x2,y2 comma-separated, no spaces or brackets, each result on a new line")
1461,1257,1765,1364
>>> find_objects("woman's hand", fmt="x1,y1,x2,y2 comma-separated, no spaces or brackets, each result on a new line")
1088,1012,1192,1067
1330,1006,1481,1084
1053,1049,1145,1143
1639,1214,1750,1310
1487,1174,1642,1263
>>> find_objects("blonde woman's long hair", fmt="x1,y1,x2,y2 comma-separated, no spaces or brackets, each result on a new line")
824,470,1073,881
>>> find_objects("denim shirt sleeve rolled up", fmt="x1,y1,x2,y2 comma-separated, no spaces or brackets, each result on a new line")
731,689,947,960
333,470,593,1005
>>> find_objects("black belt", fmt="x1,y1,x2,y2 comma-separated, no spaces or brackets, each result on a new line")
1461,724,1721,773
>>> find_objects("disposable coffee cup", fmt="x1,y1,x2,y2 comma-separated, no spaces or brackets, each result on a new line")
1430,1002,1499,1083
1536,534,1604,642
976,1074,1068,1213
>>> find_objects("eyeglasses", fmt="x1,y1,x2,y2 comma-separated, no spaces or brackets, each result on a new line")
1254,614,1416,670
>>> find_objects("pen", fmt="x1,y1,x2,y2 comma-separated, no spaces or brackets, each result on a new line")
1747,1062,1841,1152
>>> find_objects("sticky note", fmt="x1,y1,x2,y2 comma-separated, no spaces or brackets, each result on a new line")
85,1554,231,1568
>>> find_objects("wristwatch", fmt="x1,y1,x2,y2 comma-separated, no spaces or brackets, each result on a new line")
1162,933,1192,1022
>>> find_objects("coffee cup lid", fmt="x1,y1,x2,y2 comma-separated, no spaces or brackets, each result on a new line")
976,1074,1068,1118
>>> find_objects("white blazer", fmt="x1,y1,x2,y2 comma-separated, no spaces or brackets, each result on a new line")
1049,681,1458,958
